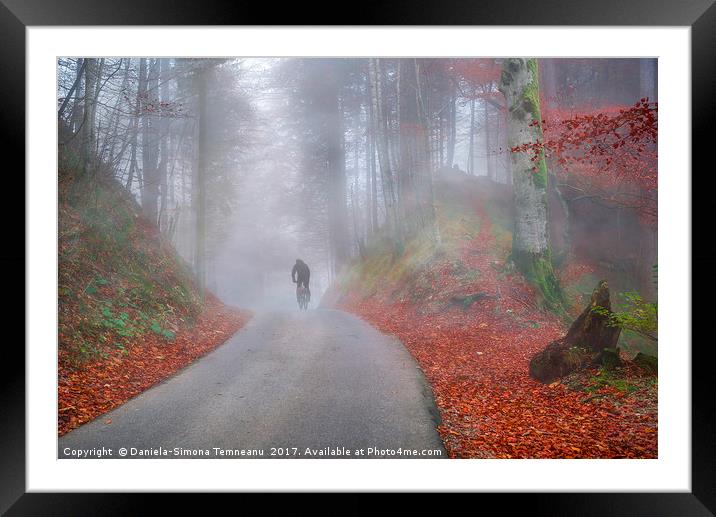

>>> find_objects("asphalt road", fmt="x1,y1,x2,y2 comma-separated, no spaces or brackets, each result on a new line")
59,309,445,459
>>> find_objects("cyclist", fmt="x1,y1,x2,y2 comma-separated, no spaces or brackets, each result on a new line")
291,258,311,303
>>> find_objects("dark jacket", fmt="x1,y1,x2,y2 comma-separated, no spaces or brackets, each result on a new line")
292,260,310,283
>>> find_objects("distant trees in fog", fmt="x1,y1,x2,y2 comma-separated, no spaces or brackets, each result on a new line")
57,58,253,297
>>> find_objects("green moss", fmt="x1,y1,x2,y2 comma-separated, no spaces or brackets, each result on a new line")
523,58,542,123
532,153,548,189
586,368,640,393
512,248,565,315
518,59,549,190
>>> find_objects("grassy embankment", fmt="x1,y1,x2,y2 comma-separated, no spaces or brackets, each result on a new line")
58,149,250,435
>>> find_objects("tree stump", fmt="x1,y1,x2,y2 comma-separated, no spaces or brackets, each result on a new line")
529,280,621,383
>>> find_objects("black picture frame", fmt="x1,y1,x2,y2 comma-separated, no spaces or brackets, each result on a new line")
3,0,712,513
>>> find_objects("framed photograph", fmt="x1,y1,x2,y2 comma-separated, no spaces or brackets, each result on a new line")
5,0,712,512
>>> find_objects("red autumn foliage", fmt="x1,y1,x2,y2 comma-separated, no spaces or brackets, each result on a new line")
339,193,657,458
58,295,251,436
513,98,658,221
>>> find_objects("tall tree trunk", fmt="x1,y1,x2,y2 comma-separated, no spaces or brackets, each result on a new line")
81,58,98,175
102,59,129,170
141,59,161,224
413,60,438,239
326,87,349,273
368,58,400,249
500,58,563,311
397,59,434,237
484,101,495,181
370,133,379,233
92,59,105,164
126,59,143,191
468,96,475,175
69,58,85,134
194,65,208,298
446,84,456,168
365,102,374,237
158,58,171,230
398,59,415,235
351,184,366,258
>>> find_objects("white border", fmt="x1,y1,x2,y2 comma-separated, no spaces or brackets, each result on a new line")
28,27,690,491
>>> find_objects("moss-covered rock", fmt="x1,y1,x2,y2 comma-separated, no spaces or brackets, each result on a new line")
633,352,658,374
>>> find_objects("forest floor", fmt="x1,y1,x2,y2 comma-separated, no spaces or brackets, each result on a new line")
59,295,250,436
336,174,657,458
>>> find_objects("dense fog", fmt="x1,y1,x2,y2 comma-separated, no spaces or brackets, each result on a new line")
57,57,657,310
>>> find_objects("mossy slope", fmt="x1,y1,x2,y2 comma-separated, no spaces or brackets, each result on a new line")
58,149,203,365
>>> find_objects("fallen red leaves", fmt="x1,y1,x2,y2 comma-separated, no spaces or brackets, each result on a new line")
339,203,657,459
58,295,251,436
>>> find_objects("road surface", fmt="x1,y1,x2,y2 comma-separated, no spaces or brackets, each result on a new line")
59,309,445,458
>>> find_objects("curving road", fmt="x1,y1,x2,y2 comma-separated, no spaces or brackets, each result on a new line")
59,309,445,459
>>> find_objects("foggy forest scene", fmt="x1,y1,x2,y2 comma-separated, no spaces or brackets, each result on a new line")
57,57,658,459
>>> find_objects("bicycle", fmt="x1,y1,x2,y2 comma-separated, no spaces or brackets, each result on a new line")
296,285,309,310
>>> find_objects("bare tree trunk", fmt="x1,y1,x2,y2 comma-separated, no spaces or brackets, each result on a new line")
351,184,366,258
158,58,171,230
81,58,98,175
468,96,475,175
446,84,456,168
126,59,143,191
370,129,379,232
194,65,208,297
500,58,563,311
102,59,129,171
368,58,400,248
69,58,85,134
141,59,161,223
365,102,374,237
326,87,350,273
397,59,413,236
413,60,438,238
484,101,495,181
92,59,106,165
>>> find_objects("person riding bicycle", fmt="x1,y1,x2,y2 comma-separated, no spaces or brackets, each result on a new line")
291,258,311,302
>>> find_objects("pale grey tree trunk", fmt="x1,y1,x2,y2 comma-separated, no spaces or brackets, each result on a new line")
141,58,161,223
484,101,495,181
158,58,171,231
468,96,475,174
194,65,208,298
500,58,563,310
446,85,456,168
